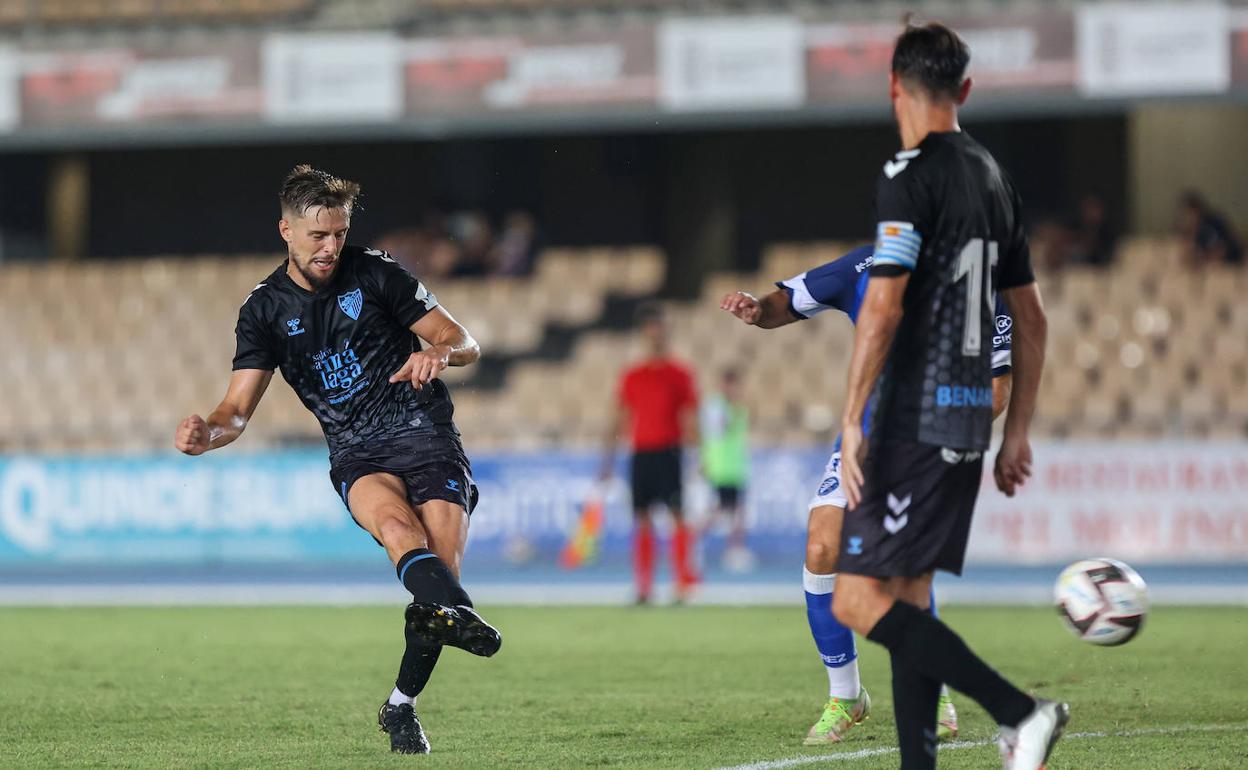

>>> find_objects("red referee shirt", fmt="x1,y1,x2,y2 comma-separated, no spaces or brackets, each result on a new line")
618,358,698,452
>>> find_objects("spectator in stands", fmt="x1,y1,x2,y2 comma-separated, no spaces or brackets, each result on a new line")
1066,192,1118,266
1178,190,1243,265
449,210,493,278
491,210,539,277
602,303,700,604
377,208,540,279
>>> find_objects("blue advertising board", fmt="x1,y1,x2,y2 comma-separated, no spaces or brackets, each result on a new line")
0,448,827,569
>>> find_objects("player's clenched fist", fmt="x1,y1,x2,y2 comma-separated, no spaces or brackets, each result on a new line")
175,414,211,455
390,346,450,389
720,291,762,325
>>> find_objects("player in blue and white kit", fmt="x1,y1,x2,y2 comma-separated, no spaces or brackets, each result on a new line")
720,244,1013,745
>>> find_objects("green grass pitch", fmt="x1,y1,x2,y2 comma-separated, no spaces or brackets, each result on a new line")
2,605,1246,769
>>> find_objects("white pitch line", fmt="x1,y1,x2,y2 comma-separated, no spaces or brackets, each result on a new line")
716,722,1248,770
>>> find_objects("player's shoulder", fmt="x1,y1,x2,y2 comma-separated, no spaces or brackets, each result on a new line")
343,244,400,273
238,262,287,314
878,146,926,183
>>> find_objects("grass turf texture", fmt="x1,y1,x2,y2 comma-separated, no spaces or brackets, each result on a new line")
2,606,1246,769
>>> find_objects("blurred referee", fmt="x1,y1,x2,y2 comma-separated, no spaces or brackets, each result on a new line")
602,303,700,604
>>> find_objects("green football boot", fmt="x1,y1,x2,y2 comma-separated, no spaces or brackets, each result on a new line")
937,692,959,741
804,687,871,745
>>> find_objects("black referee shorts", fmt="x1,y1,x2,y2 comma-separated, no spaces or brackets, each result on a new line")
630,447,683,514
838,439,983,578
330,435,479,542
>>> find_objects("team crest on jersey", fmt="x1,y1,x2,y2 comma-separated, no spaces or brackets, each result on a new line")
337,288,363,320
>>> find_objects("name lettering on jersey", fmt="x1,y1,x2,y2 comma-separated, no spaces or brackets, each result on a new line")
936,385,993,409
337,288,364,320
286,318,306,336
313,342,369,405
883,148,921,179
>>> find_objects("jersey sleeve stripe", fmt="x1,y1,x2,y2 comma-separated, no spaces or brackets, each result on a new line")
992,348,1011,374
874,221,921,270
777,275,831,319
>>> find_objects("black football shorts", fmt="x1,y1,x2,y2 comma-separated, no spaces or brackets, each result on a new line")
713,485,743,512
330,434,479,539
630,447,683,514
838,438,983,578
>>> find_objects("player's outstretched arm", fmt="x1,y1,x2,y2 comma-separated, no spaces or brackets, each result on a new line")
175,368,273,455
840,274,909,508
391,306,480,389
719,290,799,329
995,283,1047,496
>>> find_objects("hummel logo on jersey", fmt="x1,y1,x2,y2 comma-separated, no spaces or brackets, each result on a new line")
847,536,864,555
286,318,306,336
884,493,911,534
338,288,363,320
883,149,921,179
445,479,460,491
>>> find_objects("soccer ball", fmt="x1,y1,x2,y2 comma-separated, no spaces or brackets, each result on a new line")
1054,558,1149,646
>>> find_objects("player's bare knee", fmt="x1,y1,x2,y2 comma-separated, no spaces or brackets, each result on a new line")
374,509,427,552
805,537,839,574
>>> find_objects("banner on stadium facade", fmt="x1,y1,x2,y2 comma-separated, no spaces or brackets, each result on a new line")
1076,3,1231,97
4,10,1248,135
262,33,403,122
0,443,1245,569
657,16,805,111
19,43,261,127
404,31,656,114
0,46,18,132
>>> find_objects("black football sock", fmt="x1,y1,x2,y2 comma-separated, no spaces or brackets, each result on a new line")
867,601,1034,728
395,623,444,699
891,652,940,770
395,548,473,607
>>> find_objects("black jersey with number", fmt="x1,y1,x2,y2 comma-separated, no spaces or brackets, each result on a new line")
868,131,1035,451
232,245,459,461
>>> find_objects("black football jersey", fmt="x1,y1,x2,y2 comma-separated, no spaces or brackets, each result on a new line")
868,131,1035,451
233,245,459,460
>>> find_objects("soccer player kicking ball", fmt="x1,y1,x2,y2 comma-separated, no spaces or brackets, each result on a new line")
174,165,501,755
834,23,1063,770
721,246,1013,745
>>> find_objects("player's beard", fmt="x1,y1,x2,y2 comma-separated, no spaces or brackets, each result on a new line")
292,254,338,291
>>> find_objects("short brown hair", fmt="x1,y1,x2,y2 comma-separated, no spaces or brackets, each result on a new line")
279,164,361,218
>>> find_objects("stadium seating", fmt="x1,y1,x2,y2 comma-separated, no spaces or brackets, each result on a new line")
0,247,663,453
469,236,1246,449
1,238,1243,454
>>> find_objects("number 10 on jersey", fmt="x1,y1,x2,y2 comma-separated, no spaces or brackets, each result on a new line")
954,238,999,356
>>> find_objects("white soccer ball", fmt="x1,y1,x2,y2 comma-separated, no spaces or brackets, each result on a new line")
1054,558,1149,646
